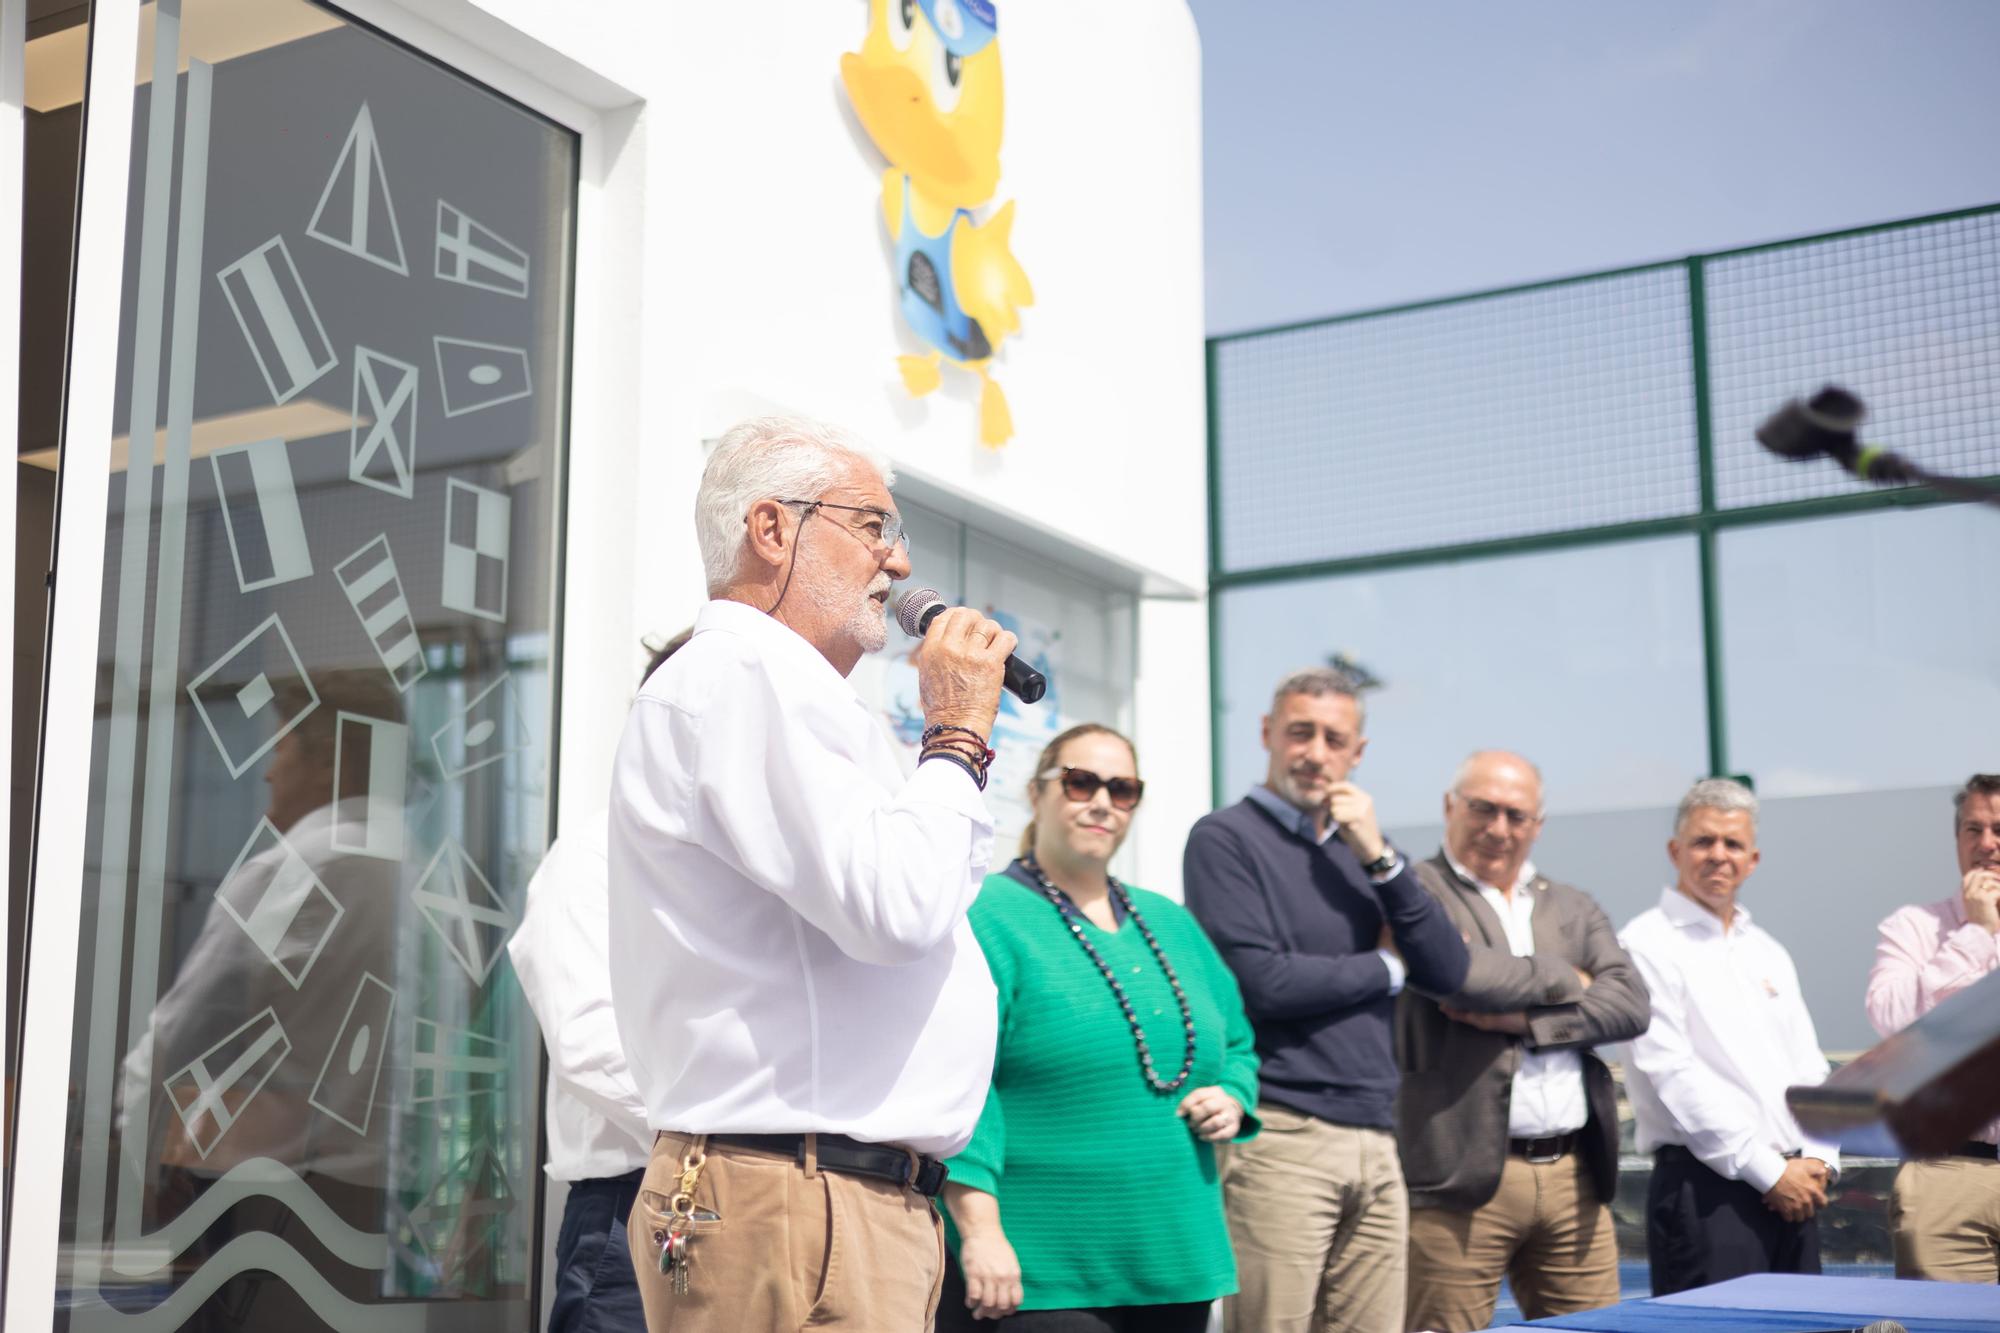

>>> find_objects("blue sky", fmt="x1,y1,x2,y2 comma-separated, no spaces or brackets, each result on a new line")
1188,0,2000,335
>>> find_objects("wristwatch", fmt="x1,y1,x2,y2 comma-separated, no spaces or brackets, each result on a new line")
1362,845,1400,878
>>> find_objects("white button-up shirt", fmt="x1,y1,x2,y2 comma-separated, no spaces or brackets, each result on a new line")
508,811,653,1181
606,599,999,1157
1444,851,1588,1139
1620,886,1838,1193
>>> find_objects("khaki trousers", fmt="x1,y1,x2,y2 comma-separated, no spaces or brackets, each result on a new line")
1404,1152,1620,1332
1892,1156,2000,1282
628,1132,945,1331
1221,1104,1408,1333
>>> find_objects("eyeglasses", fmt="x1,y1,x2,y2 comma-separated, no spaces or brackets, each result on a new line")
1041,766,1145,811
1457,795,1541,828
775,498,906,554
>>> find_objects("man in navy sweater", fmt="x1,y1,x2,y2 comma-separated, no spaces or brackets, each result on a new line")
1186,667,1468,1333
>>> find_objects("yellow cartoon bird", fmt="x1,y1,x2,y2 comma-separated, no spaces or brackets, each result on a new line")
841,0,1033,446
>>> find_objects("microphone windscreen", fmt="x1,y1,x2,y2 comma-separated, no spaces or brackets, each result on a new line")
1755,385,1866,461
895,587,944,638
1858,1322,1908,1333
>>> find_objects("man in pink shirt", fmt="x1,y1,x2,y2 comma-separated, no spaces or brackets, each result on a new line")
1866,772,2000,1282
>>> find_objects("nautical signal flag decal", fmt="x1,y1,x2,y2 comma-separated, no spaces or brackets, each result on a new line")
186,615,318,779
434,337,532,417
163,1008,291,1160
442,478,510,623
334,535,427,693
413,839,514,988
215,817,345,989
349,347,419,498
330,713,408,861
217,237,338,405
430,673,530,781
308,973,397,1137
210,438,313,592
307,103,409,276
435,201,529,298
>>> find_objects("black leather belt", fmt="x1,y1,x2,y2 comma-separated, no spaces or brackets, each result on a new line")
1510,1132,1579,1163
708,1132,949,1198
1950,1141,1999,1161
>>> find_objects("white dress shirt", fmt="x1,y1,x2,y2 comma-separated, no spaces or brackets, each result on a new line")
1444,851,1588,1139
1620,886,1838,1193
606,599,999,1158
507,811,654,1181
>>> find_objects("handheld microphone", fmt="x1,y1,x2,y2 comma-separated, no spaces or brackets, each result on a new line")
895,588,1048,704
1756,386,2000,509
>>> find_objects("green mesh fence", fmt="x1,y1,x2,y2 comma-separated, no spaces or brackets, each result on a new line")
1211,204,2000,575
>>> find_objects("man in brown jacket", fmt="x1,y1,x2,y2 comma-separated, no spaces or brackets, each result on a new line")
1394,751,1651,1331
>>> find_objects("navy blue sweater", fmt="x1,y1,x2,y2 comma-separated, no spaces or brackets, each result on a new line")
1183,796,1469,1129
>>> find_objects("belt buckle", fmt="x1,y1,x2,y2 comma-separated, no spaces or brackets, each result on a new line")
1525,1138,1563,1165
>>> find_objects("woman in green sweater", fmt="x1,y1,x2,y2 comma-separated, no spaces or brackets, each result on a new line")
938,723,1260,1332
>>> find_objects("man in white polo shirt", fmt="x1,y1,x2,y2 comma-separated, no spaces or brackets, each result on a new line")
509,631,689,1333
1620,778,1838,1296
607,415,1016,1332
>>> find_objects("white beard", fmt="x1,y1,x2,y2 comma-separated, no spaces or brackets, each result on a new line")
797,559,891,656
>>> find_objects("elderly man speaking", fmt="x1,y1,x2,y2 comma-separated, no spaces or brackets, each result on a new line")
608,416,1017,1331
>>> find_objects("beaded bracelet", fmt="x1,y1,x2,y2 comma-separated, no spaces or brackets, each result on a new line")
923,735,997,766
923,738,992,776
921,723,990,750
921,746,987,791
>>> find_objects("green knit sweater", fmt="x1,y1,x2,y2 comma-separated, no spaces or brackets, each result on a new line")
943,866,1261,1311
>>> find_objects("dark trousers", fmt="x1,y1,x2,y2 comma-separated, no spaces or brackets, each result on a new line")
1647,1146,1821,1296
936,1252,1212,1332
551,1168,648,1333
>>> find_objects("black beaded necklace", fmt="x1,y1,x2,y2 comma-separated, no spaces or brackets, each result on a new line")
1021,854,1198,1094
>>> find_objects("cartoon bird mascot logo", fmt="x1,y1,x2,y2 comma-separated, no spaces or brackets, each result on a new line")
841,0,1033,447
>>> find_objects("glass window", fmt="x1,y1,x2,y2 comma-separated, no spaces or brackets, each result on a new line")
1214,536,1709,830
55,3,575,1328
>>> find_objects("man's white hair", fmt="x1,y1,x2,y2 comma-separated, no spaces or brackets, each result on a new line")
694,415,895,595
1675,777,1759,835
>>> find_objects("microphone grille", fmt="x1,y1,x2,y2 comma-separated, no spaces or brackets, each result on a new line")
895,587,943,638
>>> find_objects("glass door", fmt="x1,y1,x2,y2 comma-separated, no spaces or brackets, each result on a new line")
14,2,577,1328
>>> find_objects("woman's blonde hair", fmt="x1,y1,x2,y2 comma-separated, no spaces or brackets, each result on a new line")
1017,722,1140,857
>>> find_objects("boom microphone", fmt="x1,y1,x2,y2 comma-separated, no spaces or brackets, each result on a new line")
895,588,1048,704
1756,386,2000,509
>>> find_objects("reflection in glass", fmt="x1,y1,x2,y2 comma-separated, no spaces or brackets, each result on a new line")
54,2,575,1328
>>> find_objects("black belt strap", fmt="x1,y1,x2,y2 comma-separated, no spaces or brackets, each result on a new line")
1949,1141,1999,1161
1509,1132,1579,1161
708,1132,950,1198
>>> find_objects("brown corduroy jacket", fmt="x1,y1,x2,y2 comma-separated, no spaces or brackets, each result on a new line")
1393,852,1651,1212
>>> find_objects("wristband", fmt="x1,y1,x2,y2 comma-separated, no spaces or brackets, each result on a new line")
922,747,987,791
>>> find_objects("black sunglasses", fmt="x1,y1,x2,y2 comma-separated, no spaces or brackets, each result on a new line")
1041,766,1145,811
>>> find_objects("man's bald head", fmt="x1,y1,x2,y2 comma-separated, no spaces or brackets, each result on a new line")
1443,750,1546,893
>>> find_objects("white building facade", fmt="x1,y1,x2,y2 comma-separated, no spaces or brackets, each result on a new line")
1,1,1209,1327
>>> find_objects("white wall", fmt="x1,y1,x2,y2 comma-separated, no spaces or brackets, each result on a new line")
462,0,1212,890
